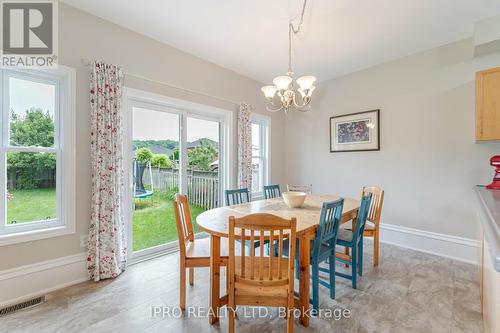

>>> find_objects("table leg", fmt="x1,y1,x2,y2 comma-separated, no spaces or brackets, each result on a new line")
209,234,221,325
298,232,311,327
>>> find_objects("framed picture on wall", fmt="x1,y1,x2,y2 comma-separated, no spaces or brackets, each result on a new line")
329,109,380,152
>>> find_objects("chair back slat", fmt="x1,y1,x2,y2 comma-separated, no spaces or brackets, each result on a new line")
312,199,344,258
286,184,312,195
228,213,296,285
263,184,281,199
173,194,195,255
225,188,250,206
353,193,373,240
362,186,384,226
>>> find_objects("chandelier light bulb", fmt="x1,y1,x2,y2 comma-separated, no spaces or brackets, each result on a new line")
261,85,277,99
296,75,316,90
272,75,293,91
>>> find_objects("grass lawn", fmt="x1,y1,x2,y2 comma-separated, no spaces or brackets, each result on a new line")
133,191,206,251
7,188,56,224
7,188,206,252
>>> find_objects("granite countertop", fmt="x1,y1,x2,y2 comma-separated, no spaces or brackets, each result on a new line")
475,185,500,272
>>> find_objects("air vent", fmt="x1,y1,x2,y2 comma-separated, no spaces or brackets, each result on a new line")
0,296,45,317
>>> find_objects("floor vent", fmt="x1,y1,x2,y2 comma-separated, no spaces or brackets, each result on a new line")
0,296,45,317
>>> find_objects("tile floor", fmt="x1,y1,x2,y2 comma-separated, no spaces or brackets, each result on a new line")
0,240,483,333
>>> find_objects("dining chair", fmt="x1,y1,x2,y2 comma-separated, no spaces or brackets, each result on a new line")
263,184,281,199
228,213,297,333
173,194,228,310
343,186,385,267
225,188,250,206
286,184,313,195
277,199,344,311
335,193,373,289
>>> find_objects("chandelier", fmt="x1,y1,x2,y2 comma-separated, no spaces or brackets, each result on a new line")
261,0,316,114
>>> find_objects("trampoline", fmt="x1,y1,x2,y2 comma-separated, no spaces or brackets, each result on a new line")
133,160,154,199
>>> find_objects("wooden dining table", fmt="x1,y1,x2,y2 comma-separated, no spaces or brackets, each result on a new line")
196,194,360,327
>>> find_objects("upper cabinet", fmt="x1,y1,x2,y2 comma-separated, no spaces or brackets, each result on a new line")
476,67,500,141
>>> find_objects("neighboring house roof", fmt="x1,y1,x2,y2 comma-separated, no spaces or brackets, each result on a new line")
134,145,174,156
187,138,218,149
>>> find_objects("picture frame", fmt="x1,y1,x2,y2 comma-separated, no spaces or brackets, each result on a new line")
329,109,380,152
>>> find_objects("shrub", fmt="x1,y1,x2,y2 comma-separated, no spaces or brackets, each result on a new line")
165,187,179,201
136,148,153,164
151,154,171,169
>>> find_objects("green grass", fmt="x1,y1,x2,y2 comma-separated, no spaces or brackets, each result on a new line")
6,188,206,252
132,191,206,251
7,188,56,224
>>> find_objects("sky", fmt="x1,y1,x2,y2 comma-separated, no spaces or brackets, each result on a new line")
9,77,55,117
133,107,219,142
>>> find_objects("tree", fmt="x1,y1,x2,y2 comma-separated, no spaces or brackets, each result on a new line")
187,144,217,171
135,148,153,164
7,108,56,189
151,154,171,169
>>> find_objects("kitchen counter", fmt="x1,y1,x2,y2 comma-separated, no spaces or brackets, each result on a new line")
475,185,500,272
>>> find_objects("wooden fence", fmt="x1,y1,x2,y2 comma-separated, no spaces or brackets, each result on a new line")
149,168,219,209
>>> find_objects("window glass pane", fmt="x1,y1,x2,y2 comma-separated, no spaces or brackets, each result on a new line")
9,77,56,147
252,123,260,157
132,107,180,251
6,152,57,224
187,116,220,209
252,157,262,193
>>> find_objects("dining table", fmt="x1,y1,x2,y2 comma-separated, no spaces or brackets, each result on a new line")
196,194,360,327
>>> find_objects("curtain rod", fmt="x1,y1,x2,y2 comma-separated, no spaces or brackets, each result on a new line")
80,58,241,106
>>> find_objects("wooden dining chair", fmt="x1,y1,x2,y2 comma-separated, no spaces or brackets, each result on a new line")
343,186,385,267
225,188,250,206
335,193,372,289
360,186,384,267
263,184,281,199
228,213,297,333
277,199,343,311
173,194,228,310
286,184,312,195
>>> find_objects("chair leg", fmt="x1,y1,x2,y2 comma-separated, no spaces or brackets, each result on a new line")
374,230,380,267
180,261,186,310
287,295,294,333
228,275,235,333
358,238,363,277
351,247,357,289
189,267,194,286
311,263,319,311
329,255,336,299
344,246,350,268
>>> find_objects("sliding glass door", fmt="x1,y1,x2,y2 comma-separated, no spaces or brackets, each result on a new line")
126,91,230,260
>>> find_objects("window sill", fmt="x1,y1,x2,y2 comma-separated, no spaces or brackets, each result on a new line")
0,224,75,247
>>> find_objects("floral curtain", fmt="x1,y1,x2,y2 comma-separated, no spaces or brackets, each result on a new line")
87,61,126,281
238,103,253,193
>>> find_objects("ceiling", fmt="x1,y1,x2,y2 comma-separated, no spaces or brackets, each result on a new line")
62,0,500,83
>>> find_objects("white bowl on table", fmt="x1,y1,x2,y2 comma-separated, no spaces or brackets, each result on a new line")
282,191,307,208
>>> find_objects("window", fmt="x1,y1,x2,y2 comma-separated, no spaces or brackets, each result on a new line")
0,68,75,245
251,114,270,196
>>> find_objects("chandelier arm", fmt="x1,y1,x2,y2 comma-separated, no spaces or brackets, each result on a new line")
265,103,285,113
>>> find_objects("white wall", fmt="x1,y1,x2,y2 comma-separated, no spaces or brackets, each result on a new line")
284,38,500,240
0,3,285,271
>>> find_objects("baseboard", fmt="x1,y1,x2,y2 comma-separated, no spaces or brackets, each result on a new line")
0,252,88,308
379,223,479,265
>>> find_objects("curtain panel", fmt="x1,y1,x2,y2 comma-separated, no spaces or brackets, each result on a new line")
87,61,126,281
237,103,253,193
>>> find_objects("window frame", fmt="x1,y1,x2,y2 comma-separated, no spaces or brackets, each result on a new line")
251,113,270,198
0,66,76,246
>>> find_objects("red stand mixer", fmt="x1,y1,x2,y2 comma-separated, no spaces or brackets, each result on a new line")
487,155,500,190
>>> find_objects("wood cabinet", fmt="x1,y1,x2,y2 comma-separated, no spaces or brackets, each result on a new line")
476,67,500,141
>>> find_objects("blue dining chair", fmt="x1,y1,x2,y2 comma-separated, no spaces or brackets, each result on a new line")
225,188,250,206
225,188,263,254
263,184,281,199
276,198,344,311
334,193,373,289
